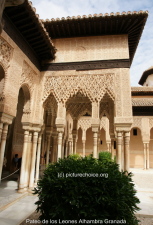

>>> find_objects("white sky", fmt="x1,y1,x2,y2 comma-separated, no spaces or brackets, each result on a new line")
30,0,153,86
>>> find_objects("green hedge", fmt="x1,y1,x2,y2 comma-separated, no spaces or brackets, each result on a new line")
34,156,140,224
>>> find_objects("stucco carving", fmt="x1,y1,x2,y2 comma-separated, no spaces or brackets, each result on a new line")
43,73,115,103
122,69,132,117
78,117,92,131
67,102,92,119
131,117,142,130
0,37,13,68
20,61,37,94
149,118,153,129
115,71,122,117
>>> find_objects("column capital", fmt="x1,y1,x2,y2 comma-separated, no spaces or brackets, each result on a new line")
0,112,14,125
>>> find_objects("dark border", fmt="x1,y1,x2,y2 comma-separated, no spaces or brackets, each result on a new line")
41,59,130,71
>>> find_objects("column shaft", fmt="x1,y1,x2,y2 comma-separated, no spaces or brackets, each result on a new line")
82,140,86,157
111,139,114,160
93,132,98,158
57,132,63,159
143,143,147,170
29,131,38,188
68,141,72,155
116,132,122,171
46,135,51,166
24,132,32,187
0,124,8,181
65,141,68,158
35,134,42,183
19,130,29,190
0,122,3,143
124,132,130,172
146,143,149,169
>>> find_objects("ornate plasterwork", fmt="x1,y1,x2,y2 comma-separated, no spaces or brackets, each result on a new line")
0,37,13,68
100,117,107,131
78,117,92,131
67,102,92,119
43,73,115,103
149,118,153,129
131,117,142,129
122,69,132,117
20,61,37,93
132,98,153,106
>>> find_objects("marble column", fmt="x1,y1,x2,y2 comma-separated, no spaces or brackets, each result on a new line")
52,135,57,162
106,141,111,152
93,131,98,158
124,131,130,172
65,140,68,158
41,133,45,165
0,122,3,143
73,134,77,155
18,130,29,191
0,123,8,181
46,134,51,166
143,142,149,170
24,132,32,187
29,131,38,189
82,140,86,157
68,140,72,155
111,138,115,160
62,138,65,158
57,132,63,159
35,134,42,183
146,143,149,169
143,143,147,170
116,131,122,171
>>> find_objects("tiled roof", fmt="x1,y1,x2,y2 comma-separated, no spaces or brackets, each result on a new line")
4,0,56,65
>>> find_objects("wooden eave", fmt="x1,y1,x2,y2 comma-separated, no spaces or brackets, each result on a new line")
3,0,56,64
43,11,148,65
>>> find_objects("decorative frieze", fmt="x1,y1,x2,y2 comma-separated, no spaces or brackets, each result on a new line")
43,73,115,103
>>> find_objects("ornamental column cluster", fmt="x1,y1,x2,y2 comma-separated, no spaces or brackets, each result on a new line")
18,126,43,192
115,129,130,171
0,113,13,182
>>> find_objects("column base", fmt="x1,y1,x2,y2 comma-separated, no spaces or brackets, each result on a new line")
17,187,28,193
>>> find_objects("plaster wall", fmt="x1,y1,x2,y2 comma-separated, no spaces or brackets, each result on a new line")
130,128,143,168
52,34,129,63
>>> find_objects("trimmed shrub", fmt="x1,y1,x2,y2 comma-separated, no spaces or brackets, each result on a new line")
99,151,112,162
34,156,140,224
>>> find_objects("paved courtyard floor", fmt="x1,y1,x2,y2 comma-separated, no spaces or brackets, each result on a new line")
0,168,152,225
